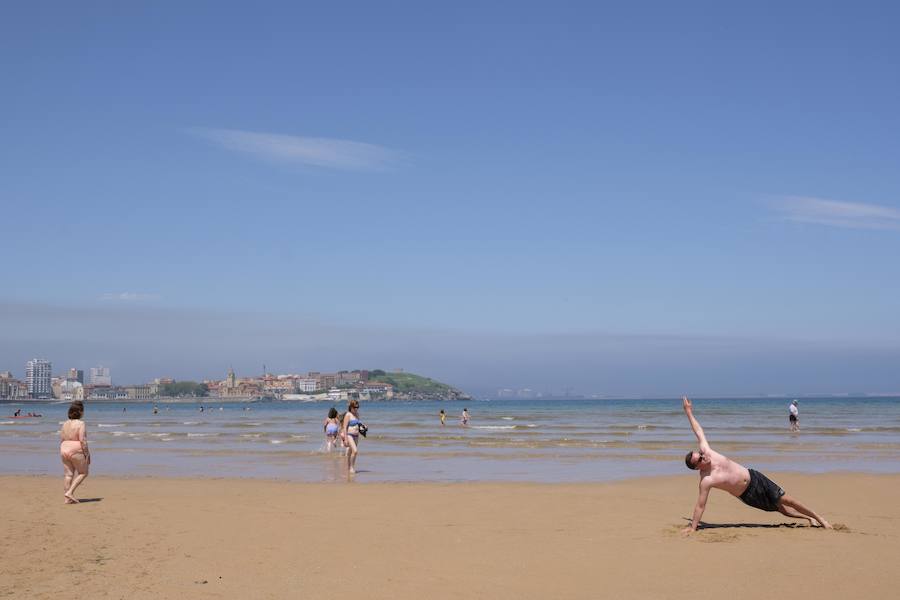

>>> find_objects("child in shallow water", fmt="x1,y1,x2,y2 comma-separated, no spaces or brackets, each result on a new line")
324,407,341,452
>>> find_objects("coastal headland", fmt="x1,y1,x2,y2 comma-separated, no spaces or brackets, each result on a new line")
2,472,897,599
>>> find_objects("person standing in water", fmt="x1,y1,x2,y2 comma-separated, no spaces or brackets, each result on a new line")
440,409,446,426
461,408,469,426
681,396,830,531
60,401,90,504
789,400,800,432
324,407,341,452
341,400,363,474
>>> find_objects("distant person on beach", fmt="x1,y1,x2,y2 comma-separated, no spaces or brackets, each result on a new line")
681,396,831,531
324,407,341,452
14,409,20,416
60,401,90,504
440,410,446,426
341,400,363,474
789,400,800,432
461,408,469,426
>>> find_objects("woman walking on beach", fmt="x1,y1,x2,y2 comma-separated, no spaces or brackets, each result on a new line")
341,400,362,474
324,407,341,452
60,401,90,504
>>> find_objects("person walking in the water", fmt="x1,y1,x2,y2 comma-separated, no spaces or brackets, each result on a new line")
324,407,341,452
789,400,800,432
460,408,469,426
341,400,363,474
681,396,831,531
439,410,446,426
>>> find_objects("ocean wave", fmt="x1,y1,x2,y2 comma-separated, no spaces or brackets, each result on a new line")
187,433,219,438
472,425,516,430
97,423,126,428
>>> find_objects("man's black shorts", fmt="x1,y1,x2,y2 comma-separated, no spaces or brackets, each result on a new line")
739,469,785,512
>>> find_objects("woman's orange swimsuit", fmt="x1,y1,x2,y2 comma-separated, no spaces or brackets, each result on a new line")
60,440,83,460
60,421,86,460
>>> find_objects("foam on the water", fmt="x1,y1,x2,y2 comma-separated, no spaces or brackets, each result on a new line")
3,397,900,482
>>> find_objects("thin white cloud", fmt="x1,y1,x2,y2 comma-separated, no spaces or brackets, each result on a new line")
100,292,160,302
190,128,400,171
773,196,900,231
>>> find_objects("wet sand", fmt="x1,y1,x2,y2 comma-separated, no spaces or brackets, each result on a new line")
1,473,897,599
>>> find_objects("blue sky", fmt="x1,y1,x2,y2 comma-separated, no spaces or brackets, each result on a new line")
2,2,899,395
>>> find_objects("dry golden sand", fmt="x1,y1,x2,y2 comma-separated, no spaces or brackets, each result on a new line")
1,473,897,599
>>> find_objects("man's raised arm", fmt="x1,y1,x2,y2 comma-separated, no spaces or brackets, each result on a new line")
683,396,710,453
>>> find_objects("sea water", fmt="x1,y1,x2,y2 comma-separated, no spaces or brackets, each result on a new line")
2,397,899,482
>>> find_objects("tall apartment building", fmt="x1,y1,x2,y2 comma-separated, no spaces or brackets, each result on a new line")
90,366,112,386
26,358,52,398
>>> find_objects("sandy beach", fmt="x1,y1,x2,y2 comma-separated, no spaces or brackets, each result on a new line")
1,472,897,599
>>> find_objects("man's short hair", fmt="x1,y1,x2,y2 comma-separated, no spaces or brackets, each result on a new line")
685,451,698,470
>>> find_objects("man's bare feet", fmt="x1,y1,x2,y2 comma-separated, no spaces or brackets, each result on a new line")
349,468,356,474
64,492,79,504
820,520,833,529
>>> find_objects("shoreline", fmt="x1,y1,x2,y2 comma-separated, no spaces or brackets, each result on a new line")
3,472,898,599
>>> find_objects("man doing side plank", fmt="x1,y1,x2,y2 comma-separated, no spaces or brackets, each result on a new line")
681,396,832,532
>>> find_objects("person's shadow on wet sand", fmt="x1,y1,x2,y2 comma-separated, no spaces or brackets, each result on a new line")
72,498,103,503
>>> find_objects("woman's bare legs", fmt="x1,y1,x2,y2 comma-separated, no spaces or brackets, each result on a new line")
65,454,89,502
346,436,358,474
62,458,75,504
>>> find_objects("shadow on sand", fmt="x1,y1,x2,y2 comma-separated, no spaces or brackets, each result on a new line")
73,498,103,503
695,520,806,530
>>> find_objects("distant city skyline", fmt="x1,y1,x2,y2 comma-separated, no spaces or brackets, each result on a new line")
2,4,899,396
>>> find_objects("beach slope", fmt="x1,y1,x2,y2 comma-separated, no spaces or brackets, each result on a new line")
1,473,897,599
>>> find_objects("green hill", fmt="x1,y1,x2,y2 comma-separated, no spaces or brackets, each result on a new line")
368,370,469,400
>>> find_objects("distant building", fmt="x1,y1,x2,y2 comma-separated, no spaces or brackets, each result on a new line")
51,376,67,399
90,366,111,386
361,381,394,399
26,358,52,398
88,386,128,400
0,374,27,399
219,367,259,398
317,374,337,389
297,378,318,392
67,368,84,383
125,385,153,400
58,380,84,401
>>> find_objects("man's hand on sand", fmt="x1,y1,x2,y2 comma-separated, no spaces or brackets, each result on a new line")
682,396,692,412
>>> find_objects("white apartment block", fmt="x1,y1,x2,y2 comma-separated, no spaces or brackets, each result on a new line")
297,378,318,392
26,358,52,398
